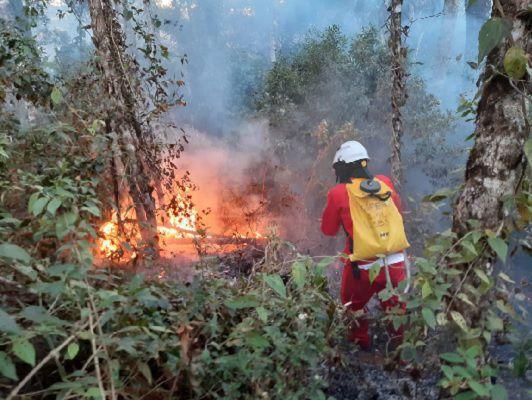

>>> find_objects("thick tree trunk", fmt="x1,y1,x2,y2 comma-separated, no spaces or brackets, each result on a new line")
453,0,530,235
388,0,407,190
86,0,159,254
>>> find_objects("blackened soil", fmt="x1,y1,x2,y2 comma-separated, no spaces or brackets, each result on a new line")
325,343,440,400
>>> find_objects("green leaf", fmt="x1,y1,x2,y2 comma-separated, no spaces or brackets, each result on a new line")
512,351,529,377
137,362,152,384
441,365,454,380
496,300,516,317
468,380,490,397
487,237,508,263
421,281,433,298
0,351,18,380
369,262,381,284
451,311,469,332
474,269,491,285
465,345,481,359
0,308,21,334
422,188,454,203
461,240,478,256
85,387,103,399
422,307,436,329
291,261,306,289
256,306,269,323
51,86,62,105
0,243,31,263
486,315,504,331
477,17,512,64
315,256,332,276
417,258,438,275
13,339,36,366
12,264,37,280
491,384,508,400
20,305,66,326
454,391,477,400
81,204,101,217
440,352,464,363
400,344,416,361
31,196,49,216
245,331,269,349
27,192,40,213
443,268,463,276
67,342,80,360
264,274,286,298
46,198,62,215
55,211,79,239
457,293,475,307
436,312,448,326
225,295,259,309
503,47,527,79
498,272,515,284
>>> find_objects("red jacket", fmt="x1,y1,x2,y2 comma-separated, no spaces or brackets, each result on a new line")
321,175,402,255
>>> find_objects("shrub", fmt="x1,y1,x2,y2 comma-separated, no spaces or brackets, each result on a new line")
0,253,340,399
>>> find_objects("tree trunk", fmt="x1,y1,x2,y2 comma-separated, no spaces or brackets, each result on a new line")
453,0,530,235
388,0,407,190
86,0,159,254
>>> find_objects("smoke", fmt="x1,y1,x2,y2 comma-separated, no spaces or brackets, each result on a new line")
33,0,492,254
168,120,296,239
161,0,390,136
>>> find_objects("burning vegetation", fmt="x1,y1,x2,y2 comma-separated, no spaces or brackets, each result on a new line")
1,0,530,399
96,151,279,266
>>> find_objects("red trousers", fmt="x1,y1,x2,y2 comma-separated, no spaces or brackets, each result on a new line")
340,261,406,349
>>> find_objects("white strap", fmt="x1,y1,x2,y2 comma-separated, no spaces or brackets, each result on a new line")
357,252,405,270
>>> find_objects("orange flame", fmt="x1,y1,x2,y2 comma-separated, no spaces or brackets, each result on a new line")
99,220,120,257
97,189,266,262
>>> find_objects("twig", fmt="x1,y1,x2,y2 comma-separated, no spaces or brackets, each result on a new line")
88,301,107,400
445,245,487,314
0,276,24,289
138,376,175,400
6,321,89,400
507,77,532,102
88,289,117,400
408,11,444,26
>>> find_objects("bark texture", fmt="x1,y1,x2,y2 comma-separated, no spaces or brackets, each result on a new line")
453,0,530,235
388,0,407,190
87,0,159,252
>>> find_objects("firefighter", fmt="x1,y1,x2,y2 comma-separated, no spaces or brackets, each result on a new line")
321,141,409,350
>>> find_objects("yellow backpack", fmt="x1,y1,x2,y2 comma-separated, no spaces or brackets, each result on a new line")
346,177,409,262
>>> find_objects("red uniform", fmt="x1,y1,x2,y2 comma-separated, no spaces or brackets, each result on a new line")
321,175,406,349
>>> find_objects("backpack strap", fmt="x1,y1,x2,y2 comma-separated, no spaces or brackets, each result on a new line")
342,223,360,279
371,191,392,201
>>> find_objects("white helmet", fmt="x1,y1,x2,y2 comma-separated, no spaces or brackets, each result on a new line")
333,141,369,165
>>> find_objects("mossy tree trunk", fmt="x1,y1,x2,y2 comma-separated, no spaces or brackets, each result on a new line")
453,0,530,235
86,0,159,254
388,0,407,190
